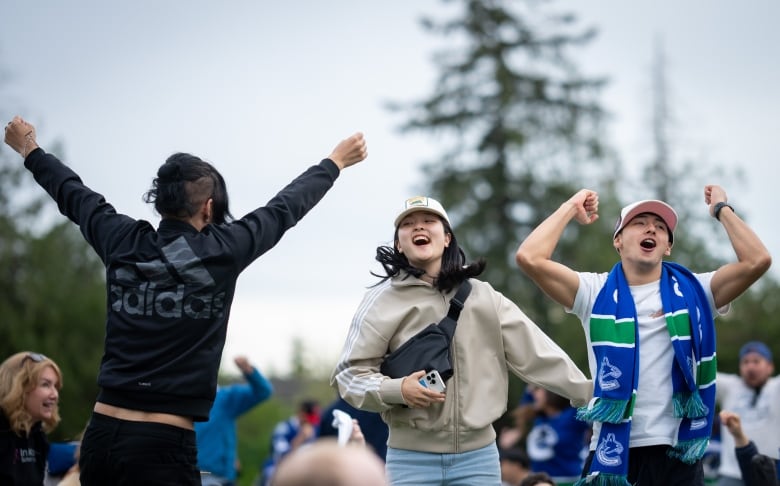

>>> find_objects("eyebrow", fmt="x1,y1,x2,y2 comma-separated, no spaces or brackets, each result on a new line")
635,213,667,225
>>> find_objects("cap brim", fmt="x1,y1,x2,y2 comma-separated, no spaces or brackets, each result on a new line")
614,200,677,240
393,208,448,227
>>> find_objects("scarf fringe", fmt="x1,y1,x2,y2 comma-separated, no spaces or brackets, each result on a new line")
577,398,630,424
574,473,632,486
667,437,710,464
672,389,707,418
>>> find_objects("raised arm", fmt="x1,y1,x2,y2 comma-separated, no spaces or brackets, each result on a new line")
515,189,599,309
220,356,273,418
705,185,772,308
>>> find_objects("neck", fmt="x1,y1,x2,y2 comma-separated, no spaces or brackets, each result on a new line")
414,260,441,284
621,259,662,285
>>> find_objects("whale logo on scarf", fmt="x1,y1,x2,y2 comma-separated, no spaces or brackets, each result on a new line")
690,418,709,430
673,276,685,298
596,433,624,467
598,356,622,391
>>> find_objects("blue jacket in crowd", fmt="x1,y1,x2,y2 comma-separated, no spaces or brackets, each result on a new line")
195,367,273,481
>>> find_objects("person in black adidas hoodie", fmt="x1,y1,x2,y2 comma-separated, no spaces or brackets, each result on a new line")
4,116,368,485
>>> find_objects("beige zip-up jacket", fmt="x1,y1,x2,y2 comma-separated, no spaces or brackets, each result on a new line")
331,274,593,454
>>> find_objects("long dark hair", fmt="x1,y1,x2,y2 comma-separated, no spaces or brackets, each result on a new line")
143,152,233,224
372,218,485,292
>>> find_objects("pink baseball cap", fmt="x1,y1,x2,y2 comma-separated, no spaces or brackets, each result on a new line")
613,199,678,243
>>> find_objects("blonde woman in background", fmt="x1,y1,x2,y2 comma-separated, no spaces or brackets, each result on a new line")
0,352,62,486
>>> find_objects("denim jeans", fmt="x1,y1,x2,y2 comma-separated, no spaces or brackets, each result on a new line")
79,411,201,486
385,442,501,486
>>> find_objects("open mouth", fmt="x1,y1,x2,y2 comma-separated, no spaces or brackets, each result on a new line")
640,238,656,249
413,235,430,246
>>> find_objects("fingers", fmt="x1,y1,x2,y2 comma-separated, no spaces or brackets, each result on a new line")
401,370,446,408
568,189,599,224
328,132,368,170
4,116,37,156
6,116,31,132
234,356,250,371
719,410,739,426
349,419,365,445
704,185,726,205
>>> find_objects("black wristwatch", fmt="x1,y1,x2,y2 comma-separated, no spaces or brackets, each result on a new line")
713,202,734,221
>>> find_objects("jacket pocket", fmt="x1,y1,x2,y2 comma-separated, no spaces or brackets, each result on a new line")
383,402,449,432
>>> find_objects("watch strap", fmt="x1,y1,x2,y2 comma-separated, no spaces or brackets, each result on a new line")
713,201,734,221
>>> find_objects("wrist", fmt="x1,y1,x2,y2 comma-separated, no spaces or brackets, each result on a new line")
21,136,38,159
327,156,344,171
561,200,579,215
734,433,750,448
712,201,734,221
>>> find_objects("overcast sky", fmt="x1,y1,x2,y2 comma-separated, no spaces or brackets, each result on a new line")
1,0,777,376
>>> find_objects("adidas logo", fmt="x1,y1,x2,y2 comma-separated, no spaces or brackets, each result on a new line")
108,236,225,319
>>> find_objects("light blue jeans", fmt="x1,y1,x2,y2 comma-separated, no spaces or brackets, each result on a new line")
385,442,501,486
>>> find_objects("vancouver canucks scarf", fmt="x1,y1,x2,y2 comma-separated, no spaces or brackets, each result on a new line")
574,262,716,486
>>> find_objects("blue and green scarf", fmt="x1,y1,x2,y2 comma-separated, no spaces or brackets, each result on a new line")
574,262,717,486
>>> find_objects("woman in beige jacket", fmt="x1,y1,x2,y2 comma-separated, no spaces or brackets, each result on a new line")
332,196,592,486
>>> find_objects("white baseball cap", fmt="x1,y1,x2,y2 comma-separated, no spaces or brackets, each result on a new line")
394,196,450,227
613,199,678,243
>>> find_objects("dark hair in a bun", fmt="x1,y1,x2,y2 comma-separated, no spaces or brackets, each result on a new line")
143,152,233,224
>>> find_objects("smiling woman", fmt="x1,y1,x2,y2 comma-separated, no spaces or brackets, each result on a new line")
331,196,593,486
0,351,63,486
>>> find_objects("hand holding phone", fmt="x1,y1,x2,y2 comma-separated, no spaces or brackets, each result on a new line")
419,369,446,393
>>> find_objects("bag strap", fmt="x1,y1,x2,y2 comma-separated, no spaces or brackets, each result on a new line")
439,280,473,340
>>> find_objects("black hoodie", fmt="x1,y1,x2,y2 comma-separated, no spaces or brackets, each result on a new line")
25,148,340,420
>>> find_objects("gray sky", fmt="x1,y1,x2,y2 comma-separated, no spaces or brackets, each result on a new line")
2,0,777,376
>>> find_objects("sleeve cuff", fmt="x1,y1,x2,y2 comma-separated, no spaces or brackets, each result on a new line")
380,377,407,406
320,158,340,179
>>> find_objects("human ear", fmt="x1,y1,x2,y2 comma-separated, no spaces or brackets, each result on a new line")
613,236,621,253
203,198,214,224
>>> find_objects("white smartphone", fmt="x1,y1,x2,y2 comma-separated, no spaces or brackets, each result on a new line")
419,369,446,392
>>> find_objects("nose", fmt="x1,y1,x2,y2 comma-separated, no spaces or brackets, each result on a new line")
645,222,659,233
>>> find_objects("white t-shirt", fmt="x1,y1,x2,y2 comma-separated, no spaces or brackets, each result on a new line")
716,372,780,479
569,271,724,450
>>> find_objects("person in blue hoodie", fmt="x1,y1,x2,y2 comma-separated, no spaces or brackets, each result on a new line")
197,356,273,486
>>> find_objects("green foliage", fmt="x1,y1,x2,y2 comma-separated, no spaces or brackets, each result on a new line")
1,150,105,441
235,397,290,486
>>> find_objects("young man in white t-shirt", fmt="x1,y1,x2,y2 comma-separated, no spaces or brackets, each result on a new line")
515,185,771,486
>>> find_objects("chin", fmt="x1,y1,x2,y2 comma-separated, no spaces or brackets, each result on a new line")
36,410,53,421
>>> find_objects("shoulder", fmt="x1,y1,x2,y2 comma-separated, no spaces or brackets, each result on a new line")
572,271,607,305
693,270,716,287
767,375,780,391
578,271,607,289
366,276,437,307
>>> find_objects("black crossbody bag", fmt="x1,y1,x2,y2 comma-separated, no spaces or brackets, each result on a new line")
379,280,472,381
